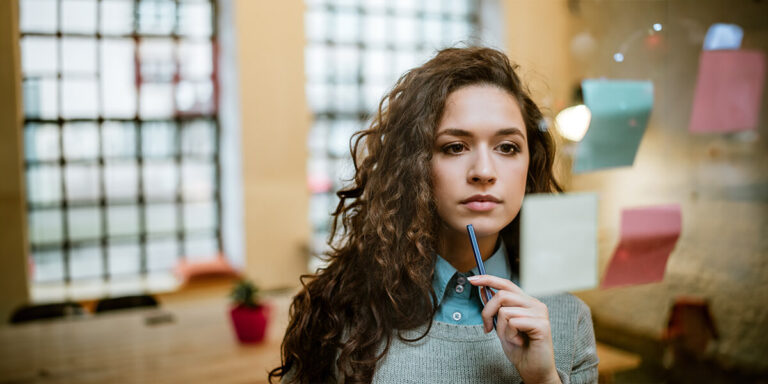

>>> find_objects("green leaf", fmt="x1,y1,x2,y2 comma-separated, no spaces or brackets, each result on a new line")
230,279,260,308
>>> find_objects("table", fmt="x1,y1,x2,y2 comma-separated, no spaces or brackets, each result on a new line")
0,291,292,384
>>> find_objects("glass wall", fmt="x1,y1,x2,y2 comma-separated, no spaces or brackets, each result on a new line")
304,0,481,266
19,0,221,285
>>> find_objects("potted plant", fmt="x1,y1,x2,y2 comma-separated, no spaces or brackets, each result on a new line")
229,279,269,343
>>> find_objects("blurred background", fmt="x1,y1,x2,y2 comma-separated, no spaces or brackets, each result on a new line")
0,0,766,383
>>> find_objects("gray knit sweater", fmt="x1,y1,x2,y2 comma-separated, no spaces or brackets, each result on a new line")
371,293,599,384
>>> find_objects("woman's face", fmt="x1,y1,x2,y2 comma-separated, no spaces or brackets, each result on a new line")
431,84,529,239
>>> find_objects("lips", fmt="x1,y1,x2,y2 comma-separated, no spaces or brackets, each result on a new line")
460,194,502,212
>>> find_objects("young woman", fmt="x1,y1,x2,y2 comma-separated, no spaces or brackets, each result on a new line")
270,47,598,383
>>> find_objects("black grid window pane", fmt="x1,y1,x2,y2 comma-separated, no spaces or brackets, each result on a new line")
304,0,480,261
20,0,222,285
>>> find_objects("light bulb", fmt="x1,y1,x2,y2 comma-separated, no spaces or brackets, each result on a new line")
555,104,592,142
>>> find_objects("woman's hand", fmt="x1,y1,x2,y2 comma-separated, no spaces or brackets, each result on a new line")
467,275,561,384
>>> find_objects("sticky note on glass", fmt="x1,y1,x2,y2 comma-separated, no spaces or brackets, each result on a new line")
601,204,681,289
573,79,654,173
703,23,743,51
520,193,598,296
689,50,766,133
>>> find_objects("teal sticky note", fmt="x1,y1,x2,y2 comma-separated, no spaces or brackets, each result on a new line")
573,79,654,173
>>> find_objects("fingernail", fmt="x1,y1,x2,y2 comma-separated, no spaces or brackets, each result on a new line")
467,276,479,281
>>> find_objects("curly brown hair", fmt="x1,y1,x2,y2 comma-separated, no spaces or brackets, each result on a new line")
268,47,562,383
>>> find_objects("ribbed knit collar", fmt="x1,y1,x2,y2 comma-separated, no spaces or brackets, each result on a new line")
398,321,499,342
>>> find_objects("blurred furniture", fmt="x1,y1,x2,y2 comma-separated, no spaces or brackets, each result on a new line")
8,302,85,324
0,287,293,384
662,296,718,361
173,256,240,285
595,342,642,384
95,294,159,313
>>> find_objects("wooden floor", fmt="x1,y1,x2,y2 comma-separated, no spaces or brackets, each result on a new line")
0,280,640,383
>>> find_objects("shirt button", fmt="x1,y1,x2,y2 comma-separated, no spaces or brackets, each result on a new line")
456,276,466,285
455,284,465,294
452,311,462,321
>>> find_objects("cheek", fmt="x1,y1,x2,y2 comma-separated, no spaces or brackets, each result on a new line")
524,162,531,190
516,156,530,186
502,161,529,200
431,171,446,201
517,164,529,189
431,160,458,206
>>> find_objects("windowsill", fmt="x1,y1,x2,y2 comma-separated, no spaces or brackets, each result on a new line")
31,273,182,304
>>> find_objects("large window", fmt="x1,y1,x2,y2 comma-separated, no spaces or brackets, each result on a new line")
304,0,481,265
20,0,221,292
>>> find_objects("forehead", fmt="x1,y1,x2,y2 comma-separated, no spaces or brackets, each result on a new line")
438,85,526,138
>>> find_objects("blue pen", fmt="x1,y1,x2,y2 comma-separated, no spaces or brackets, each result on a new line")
466,224,497,330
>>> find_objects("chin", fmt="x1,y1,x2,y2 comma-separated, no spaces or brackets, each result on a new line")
450,216,508,238
468,224,505,238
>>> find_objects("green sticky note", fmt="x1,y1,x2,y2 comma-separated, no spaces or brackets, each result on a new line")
520,192,598,296
573,79,654,173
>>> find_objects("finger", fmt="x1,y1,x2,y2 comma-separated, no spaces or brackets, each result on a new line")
506,319,527,347
494,309,530,346
486,291,549,317
479,286,495,306
498,307,545,345
498,306,539,321
494,304,515,340
506,317,552,342
481,290,537,324
468,275,524,294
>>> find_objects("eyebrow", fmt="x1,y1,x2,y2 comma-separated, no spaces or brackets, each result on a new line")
436,128,526,140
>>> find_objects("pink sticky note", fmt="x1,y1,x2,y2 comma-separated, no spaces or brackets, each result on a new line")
689,50,766,133
601,204,681,289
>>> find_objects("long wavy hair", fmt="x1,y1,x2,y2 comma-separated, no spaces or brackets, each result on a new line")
269,47,562,383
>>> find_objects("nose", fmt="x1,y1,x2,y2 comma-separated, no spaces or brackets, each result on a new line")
468,148,497,184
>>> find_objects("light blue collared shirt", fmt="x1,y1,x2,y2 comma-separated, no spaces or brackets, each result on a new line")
432,241,518,325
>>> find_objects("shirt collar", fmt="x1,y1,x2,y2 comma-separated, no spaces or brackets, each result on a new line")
432,241,511,305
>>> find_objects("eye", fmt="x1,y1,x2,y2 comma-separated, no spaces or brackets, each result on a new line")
497,142,521,155
442,143,466,155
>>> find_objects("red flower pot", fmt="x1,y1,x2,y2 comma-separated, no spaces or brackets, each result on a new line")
229,304,269,343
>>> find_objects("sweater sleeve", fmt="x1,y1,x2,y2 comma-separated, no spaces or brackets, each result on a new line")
568,300,599,384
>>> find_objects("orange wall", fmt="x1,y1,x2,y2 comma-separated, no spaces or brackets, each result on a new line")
502,0,573,113
0,0,30,325
234,0,311,289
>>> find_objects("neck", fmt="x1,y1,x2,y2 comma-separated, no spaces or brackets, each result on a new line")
437,226,499,273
